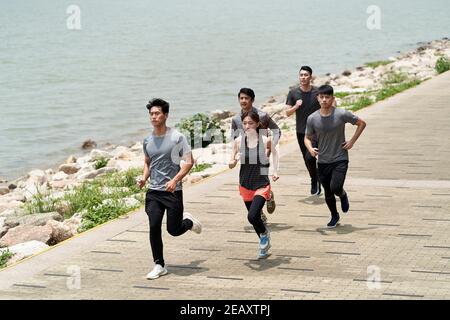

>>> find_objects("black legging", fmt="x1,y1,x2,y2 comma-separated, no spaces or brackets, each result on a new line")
318,161,348,217
296,132,318,181
244,195,267,237
145,190,193,267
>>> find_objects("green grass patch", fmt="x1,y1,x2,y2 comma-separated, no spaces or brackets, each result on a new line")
376,80,422,101
365,60,393,68
24,187,59,214
23,168,146,232
0,249,15,269
349,96,374,111
435,56,450,74
383,72,409,85
63,168,146,231
334,92,352,99
94,157,109,170
191,163,213,173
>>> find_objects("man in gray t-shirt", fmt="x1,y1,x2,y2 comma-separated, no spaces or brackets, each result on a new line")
137,98,203,280
306,107,359,164
305,85,366,229
143,128,191,192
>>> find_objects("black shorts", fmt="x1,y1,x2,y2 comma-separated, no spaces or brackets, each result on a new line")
145,189,184,216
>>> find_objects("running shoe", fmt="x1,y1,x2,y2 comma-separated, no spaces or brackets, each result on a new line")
311,179,321,196
183,211,202,234
259,231,271,251
266,191,276,214
258,250,270,259
340,192,349,213
327,215,340,228
261,210,268,225
146,264,168,280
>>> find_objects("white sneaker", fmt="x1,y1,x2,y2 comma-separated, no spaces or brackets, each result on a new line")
146,264,168,280
183,211,202,234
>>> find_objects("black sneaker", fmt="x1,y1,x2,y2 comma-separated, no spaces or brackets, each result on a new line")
261,210,268,225
266,191,276,214
327,215,340,228
311,179,319,195
317,181,322,196
340,192,349,213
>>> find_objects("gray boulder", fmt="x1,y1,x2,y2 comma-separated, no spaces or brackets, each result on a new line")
4,212,63,228
0,186,10,195
0,224,53,247
59,164,80,175
0,240,49,266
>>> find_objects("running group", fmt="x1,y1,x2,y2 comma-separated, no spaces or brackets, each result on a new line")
138,66,367,280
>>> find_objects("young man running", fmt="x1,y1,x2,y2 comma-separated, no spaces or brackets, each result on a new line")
304,85,366,228
285,66,322,195
229,110,279,259
231,88,281,219
137,98,202,279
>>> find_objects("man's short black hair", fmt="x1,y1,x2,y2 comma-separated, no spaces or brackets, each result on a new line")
318,84,334,96
299,66,313,75
238,88,255,101
146,98,170,114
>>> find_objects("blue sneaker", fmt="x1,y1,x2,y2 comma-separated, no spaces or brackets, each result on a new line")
258,249,271,259
259,232,270,251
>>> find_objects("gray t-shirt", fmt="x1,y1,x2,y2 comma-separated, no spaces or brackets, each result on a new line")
143,128,191,191
305,108,359,164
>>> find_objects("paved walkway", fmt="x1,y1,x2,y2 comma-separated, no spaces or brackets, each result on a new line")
1,71,450,300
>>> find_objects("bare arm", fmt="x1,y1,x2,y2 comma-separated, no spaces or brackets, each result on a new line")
286,99,303,117
228,137,240,169
342,118,367,150
304,134,319,158
137,155,151,189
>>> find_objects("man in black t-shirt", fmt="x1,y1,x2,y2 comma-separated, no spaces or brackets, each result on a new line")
285,66,321,195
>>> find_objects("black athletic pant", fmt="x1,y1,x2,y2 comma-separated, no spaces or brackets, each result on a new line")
145,190,193,267
318,160,348,218
296,132,318,182
244,195,267,237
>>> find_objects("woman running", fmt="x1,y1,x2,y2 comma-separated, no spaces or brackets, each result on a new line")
229,110,279,259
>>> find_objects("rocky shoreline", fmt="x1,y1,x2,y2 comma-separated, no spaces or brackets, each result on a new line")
1,38,449,268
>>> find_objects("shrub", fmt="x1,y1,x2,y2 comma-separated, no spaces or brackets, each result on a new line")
435,56,450,74
176,113,226,148
0,249,14,269
94,157,109,170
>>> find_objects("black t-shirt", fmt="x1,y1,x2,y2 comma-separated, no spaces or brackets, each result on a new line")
286,86,321,134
